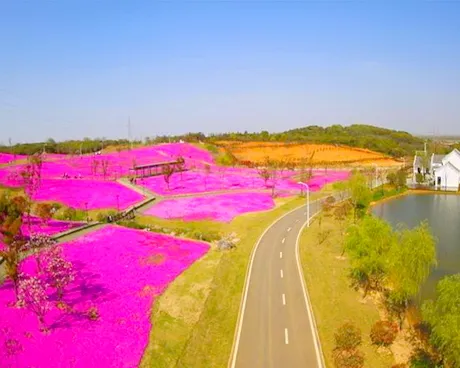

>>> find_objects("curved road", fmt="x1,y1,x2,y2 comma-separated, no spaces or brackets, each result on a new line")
230,198,328,368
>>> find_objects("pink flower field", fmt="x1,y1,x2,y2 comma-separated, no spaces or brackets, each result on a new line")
140,168,349,196
21,216,85,238
0,225,209,367
0,153,25,165
32,179,144,210
146,192,276,222
0,143,213,183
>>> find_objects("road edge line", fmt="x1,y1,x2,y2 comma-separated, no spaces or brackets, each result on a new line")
295,212,327,368
228,201,311,368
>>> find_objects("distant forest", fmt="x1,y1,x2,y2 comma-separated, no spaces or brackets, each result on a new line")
1,124,457,158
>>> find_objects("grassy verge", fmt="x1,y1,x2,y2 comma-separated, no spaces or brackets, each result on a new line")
299,214,395,368
140,195,308,367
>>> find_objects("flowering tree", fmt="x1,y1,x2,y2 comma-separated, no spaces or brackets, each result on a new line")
35,203,53,227
20,154,43,231
0,214,26,300
43,245,75,301
17,275,50,331
25,233,57,272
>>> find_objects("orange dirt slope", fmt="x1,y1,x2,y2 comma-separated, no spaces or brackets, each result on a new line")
216,141,401,167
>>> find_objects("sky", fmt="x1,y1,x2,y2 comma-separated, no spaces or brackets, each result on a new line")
0,1,459,143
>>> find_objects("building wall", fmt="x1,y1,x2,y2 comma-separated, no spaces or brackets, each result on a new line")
434,164,460,191
442,151,460,170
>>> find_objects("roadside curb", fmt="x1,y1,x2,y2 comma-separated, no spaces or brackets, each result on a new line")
295,211,326,368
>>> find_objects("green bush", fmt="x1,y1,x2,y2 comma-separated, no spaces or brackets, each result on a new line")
96,210,118,223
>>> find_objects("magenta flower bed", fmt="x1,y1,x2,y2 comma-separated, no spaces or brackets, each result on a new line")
146,192,276,222
139,169,298,195
20,216,84,238
0,225,209,367
0,143,213,182
140,168,349,196
32,179,144,210
0,153,25,164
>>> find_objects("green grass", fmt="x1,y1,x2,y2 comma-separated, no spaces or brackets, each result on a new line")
299,214,395,368
140,195,307,367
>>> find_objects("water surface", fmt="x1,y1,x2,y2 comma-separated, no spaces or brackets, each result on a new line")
373,194,460,301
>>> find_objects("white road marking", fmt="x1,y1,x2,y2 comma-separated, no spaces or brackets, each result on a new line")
282,293,286,305
287,227,292,232
280,251,283,259
282,237,285,244
231,204,307,368
280,269,284,278
295,213,326,367
285,328,289,344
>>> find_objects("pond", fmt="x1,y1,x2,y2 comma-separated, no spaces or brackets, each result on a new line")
373,193,460,302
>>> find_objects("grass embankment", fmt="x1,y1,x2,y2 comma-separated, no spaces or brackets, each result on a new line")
140,194,322,368
299,215,394,368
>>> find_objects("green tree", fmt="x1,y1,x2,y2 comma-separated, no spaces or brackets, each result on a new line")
347,172,372,221
388,221,437,327
416,172,425,184
422,274,460,367
345,216,395,296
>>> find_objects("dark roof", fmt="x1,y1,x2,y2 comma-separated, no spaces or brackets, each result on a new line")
131,160,180,170
432,154,444,165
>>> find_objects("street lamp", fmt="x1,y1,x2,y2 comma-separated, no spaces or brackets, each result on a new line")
297,182,310,227
85,202,89,223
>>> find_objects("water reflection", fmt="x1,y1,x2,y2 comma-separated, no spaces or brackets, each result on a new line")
373,194,460,301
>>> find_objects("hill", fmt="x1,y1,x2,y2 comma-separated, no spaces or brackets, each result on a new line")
210,124,425,158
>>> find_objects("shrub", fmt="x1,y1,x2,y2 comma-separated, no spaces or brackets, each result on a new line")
370,320,398,346
61,207,76,221
333,349,364,368
96,210,117,223
334,322,362,351
87,306,99,321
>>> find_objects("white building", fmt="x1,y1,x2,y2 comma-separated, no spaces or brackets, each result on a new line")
413,149,460,191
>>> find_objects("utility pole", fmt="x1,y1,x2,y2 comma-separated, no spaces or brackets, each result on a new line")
128,117,133,150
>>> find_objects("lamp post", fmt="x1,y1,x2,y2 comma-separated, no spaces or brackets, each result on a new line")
85,202,89,223
297,181,310,227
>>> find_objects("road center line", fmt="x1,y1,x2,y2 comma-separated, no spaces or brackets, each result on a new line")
280,251,283,259
287,227,292,232
280,269,284,279
282,293,286,305
285,328,289,344
282,237,285,244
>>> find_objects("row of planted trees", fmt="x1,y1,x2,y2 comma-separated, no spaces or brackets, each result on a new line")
327,172,459,368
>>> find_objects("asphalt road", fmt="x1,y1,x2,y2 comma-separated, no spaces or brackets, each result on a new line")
231,198,327,368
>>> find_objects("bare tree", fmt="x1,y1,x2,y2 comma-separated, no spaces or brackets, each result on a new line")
162,164,175,190
203,164,211,190
101,159,110,180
